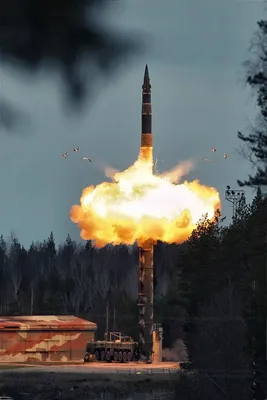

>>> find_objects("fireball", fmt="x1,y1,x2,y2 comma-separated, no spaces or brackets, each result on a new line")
70,152,220,248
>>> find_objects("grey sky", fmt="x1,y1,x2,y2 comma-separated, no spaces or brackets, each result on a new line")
0,0,265,246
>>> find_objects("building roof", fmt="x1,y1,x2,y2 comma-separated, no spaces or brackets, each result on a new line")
0,315,97,331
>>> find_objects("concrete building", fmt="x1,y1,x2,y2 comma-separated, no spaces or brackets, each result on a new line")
0,315,96,363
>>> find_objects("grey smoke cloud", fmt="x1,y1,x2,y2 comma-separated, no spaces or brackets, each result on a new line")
162,339,188,362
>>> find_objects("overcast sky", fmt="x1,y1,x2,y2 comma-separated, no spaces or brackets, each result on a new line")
0,0,265,247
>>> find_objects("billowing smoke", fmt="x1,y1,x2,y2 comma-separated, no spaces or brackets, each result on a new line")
70,155,220,247
162,339,188,361
105,158,194,183
159,159,195,183
104,166,119,179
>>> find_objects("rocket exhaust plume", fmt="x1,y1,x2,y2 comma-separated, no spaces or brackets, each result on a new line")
70,65,220,360
70,155,220,246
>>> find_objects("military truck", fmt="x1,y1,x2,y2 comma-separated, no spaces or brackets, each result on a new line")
84,331,140,363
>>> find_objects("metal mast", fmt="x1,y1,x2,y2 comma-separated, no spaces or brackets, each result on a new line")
225,186,246,218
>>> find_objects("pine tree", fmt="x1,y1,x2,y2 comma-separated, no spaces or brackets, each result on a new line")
238,21,267,187
237,19,267,396
243,196,267,399
178,211,252,397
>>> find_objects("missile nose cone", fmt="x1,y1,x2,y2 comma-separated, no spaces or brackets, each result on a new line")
144,64,149,79
142,64,151,92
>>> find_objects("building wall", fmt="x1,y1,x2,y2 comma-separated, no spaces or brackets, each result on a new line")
0,330,95,363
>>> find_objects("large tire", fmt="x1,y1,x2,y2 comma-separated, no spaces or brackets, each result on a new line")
127,351,132,362
122,351,127,363
95,350,100,361
133,350,140,361
118,351,123,363
84,352,90,363
101,350,105,361
114,351,118,362
105,350,111,362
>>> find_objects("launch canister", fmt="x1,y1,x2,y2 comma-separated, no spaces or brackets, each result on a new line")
140,65,153,166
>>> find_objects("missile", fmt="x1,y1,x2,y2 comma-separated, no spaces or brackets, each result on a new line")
138,65,154,361
140,65,153,166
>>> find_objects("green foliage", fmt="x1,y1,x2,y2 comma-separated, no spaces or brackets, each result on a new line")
174,193,267,397
238,20,267,187
180,211,224,317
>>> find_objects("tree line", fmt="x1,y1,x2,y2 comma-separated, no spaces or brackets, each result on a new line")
0,231,177,342
174,189,266,399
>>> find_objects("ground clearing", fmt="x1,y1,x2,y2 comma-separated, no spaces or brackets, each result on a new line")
0,371,176,399
0,361,178,375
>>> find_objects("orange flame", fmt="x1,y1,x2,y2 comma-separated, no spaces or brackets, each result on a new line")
70,152,220,248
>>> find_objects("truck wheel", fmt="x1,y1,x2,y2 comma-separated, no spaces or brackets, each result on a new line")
105,350,111,362
114,351,118,362
127,351,132,362
95,350,100,361
84,353,90,362
122,351,127,363
101,350,105,361
118,351,123,363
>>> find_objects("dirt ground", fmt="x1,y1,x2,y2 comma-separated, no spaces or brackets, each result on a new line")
0,371,176,399
0,364,29,370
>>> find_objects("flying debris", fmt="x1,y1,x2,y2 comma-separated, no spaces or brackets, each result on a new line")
73,147,80,152
224,153,228,159
154,157,163,174
154,158,159,174
212,148,216,152
62,152,68,158
82,157,92,162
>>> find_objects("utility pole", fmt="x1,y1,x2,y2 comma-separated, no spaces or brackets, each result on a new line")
225,186,246,219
